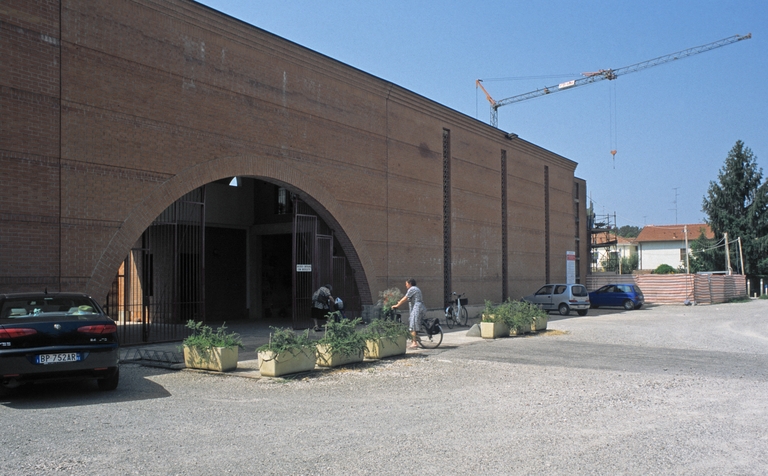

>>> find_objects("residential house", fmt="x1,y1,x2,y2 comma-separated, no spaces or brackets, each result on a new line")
591,233,638,272
636,224,714,272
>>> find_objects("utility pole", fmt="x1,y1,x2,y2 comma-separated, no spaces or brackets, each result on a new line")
724,232,732,274
684,225,690,274
738,236,745,275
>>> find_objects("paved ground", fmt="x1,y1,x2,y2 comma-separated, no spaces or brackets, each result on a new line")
3,300,768,475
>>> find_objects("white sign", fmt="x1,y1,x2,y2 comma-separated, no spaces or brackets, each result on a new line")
566,251,576,284
558,80,576,89
296,264,312,272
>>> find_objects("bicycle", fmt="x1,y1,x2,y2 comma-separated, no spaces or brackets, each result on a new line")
383,308,443,349
444,292,468,328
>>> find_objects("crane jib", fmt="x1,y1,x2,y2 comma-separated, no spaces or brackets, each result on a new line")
482,33,752,128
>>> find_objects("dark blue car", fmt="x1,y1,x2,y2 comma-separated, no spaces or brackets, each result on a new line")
589,284,644,310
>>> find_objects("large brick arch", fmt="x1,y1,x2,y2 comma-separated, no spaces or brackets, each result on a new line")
4,0,589,310
86,154,375,306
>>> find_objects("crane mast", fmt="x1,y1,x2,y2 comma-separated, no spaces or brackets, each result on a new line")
479,33,752,128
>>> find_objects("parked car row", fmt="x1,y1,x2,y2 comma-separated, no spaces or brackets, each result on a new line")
523,283,644,316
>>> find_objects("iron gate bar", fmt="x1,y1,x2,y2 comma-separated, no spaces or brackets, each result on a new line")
107,188,204,345
293,213,316,329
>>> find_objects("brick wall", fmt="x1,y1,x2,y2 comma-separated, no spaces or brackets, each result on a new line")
1,0,587,308
1,0,61,291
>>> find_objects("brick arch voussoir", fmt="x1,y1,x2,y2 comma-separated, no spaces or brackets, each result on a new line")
87,155,375,307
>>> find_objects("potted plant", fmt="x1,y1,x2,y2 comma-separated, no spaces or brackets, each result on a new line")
506,300,538,336
521,300,549,332
361,318,410,359
315,314,367,367
480,300,510,339
181,320,243,372
378,287,403,319
257,327,317,377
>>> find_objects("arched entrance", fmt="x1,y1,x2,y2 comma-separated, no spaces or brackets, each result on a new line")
95,156,373,345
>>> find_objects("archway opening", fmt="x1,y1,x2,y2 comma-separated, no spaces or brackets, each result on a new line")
105,177,361,345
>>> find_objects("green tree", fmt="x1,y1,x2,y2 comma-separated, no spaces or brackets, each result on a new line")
600,250,638,274
653,264,676,274
688,231,720,273
702,141,768,275
616,225,641,238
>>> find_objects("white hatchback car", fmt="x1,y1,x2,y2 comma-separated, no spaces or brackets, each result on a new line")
523,283,590,316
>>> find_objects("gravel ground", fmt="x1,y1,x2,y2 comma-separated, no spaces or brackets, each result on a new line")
2,300,768,475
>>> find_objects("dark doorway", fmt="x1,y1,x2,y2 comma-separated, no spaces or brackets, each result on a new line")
261,234,293,321
205,227,247,320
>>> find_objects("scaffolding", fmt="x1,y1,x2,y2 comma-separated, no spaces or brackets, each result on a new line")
589,212,618,273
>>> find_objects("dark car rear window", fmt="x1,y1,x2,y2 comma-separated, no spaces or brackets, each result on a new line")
0,296,99,319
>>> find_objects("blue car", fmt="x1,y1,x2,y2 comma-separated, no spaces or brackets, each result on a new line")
589,284,644,310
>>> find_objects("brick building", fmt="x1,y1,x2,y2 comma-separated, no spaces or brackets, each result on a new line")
1,0,588,340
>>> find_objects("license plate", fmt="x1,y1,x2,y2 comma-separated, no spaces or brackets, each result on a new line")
36,353,81,365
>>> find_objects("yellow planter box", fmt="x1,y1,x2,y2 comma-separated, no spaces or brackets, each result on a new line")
184,345,238,372
480,321,509,339
364,336,407,359
532,315,548,332
315,344,364,367
258,348,316,377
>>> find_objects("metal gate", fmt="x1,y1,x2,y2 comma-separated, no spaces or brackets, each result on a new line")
106,188,205,345
292,200,335,329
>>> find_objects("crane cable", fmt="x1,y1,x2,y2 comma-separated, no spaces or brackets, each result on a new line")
609,82,618,168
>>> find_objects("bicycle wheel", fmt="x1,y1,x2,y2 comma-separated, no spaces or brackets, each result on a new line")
459,306,468,326
445,307,455,329
418,324,443,349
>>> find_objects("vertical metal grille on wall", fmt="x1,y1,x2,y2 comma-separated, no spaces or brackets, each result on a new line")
442,128,452,306
106,188,205,345
544,166,551,284
501,150,508,300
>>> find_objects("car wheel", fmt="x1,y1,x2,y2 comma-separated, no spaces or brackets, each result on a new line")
634,303,643,309
623,299,634,311
97,368,119,391
558,303,570,316
577,310,588,316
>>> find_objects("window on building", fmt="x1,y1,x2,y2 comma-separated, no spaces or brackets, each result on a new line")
680,248,687,261
276,187,293,215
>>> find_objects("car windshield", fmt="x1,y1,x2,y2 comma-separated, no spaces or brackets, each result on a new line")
0,297,100,319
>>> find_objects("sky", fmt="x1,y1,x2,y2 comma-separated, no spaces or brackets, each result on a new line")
197,0,766,229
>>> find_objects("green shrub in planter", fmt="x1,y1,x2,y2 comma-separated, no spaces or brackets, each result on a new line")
509,300,546,334
181,320,243,371
257,327,317,377
316,316,367,366
182,320,243,351
480,300,510,338
361,318,411,359
378,287,404,316
482,299,541,335
361,318,411,341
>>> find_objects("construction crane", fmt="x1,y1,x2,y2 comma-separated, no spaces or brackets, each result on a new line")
478,33,752,128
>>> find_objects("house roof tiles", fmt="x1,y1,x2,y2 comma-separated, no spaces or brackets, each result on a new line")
635,224,714,243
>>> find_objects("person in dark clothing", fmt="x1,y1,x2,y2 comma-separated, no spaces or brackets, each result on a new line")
311,284,334,331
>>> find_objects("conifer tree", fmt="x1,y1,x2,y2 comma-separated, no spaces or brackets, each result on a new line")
701,141,768,275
